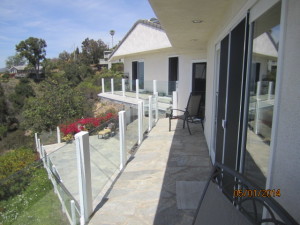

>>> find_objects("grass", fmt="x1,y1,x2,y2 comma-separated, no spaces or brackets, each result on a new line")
0,167,69,225
11,191,69,225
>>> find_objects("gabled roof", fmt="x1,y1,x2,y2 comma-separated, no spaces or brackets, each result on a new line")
109,19,172,60
253,32,278,58
11,65,27,70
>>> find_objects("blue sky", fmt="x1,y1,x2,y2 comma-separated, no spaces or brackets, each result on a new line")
0,0,156,68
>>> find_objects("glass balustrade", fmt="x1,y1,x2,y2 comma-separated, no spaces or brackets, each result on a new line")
124,106,139,156
88,118,120,201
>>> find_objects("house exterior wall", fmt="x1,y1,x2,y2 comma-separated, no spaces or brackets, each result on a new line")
203,0,299,221
113,23,172,58
266,0,300,221
123,49,206,110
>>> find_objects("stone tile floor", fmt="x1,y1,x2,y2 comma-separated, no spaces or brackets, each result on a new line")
89,118,212,225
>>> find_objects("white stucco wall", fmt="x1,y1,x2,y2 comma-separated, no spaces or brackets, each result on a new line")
123,49,206,110
113,23,172,58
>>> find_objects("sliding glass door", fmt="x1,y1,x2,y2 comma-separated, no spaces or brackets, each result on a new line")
243,2,281,189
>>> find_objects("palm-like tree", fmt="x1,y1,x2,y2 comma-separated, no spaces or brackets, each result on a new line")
110,30,115,49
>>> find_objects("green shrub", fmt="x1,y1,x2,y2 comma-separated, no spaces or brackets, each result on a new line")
0,125,7,140
0,165,56,224
0,148,37,200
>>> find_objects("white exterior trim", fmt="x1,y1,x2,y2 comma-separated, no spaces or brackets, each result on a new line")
265,0,286,190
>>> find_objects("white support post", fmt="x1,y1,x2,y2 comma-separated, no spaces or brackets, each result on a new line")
153,80,157,95
119,111,126,170
138,101,143,145
46,154,51,179
111,78,114,94
35,133,39,152
71,200,76,225
75,131,93,225
136,79,139,99
57,126,61,143
148,96,153,131
255,81,261,134
122,78,125,97
37,138,42,156
268,81,274,100
41,146,46,166
52,166,58,194
172,91,178,117
101,78,105,93
155,93,158,123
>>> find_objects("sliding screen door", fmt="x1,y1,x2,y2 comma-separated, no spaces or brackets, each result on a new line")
215,35,229,164
214,17,248,196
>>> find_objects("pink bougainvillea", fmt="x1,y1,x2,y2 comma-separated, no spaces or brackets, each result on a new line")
60,113,117,136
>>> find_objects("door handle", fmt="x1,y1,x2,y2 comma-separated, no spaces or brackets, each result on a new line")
222,119,226,129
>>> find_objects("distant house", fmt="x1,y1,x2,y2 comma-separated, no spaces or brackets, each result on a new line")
99,50,123,70
109,19,207,111
9,65,43,78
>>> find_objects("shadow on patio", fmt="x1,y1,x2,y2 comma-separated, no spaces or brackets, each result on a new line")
89,118,212,225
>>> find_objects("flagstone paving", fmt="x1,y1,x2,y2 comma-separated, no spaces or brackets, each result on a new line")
89,118,212,225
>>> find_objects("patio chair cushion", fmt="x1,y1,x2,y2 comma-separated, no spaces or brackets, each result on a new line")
98,128,111,139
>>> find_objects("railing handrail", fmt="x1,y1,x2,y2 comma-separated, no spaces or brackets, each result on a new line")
193,162,299,225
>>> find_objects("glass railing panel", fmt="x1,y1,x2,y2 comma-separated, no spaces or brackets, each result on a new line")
124,79,136,98
56,180,81,224
88,118,120,201
39,129,60,146
113,78,123,96
139,80,153,98
103,78,112,93
0,159,69,225
156,80,177,97
152,95,157,125
46,142,80,203
124,106,139,156
143,99,149,133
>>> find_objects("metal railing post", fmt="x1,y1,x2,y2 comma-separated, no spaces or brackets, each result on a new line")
57,126,61,143
102,78,105,93
172,91,178,117
255,81,261,134
136,79,139,99
153,80,157,95
138,101,143,145
37,138,42,155
148,96,153,131
111,78,114,94
75,131,93,225
71,200,76,225
35,133,39,152
119,111,127,170
268,81,273,100
154,93,158,123
41,146,46,166
122,78,125,97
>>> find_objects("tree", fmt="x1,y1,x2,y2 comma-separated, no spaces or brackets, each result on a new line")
5,54,27,69
81,38,108,64
110,30,115,49
9,78,35,110
16,37,47,79
63,62,93,86
0,84,8,124
58,51,71,62
22,81,86,132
